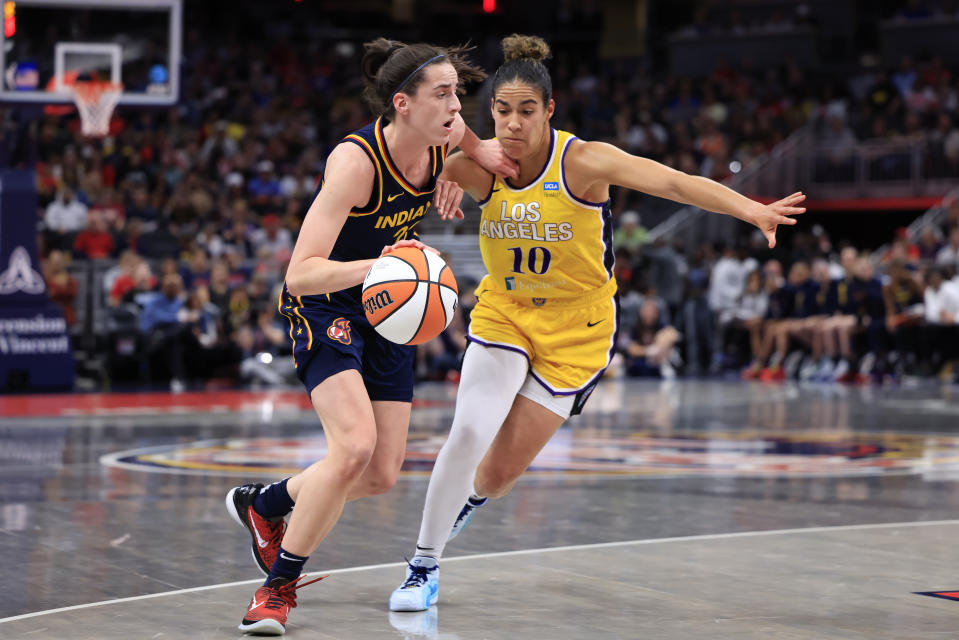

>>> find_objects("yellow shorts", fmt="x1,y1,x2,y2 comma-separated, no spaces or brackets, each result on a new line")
467,277,618,399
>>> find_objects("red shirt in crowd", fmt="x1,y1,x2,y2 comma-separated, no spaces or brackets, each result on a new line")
74,230,116,259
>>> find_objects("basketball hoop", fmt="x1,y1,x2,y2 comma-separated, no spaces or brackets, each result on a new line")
70,81,123,137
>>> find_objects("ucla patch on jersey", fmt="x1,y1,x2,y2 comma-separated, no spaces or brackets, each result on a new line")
543,181,560,196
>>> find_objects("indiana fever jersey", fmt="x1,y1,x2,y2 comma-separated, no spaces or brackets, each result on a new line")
476,128,614,299
325,116,446,307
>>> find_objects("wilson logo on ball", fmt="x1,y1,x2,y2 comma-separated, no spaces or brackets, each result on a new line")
361,247,458,346
363,290,395,314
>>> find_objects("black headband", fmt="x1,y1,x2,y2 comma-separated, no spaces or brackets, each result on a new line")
389,54,448,105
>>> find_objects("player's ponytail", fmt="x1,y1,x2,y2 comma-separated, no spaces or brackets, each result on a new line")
361,38,487,119
493,34,553,104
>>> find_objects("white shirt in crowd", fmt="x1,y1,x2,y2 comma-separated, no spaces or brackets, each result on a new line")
924,281,959,324
44,196,89,233
708,256,745,313
936,244,959,270
249,227,293,258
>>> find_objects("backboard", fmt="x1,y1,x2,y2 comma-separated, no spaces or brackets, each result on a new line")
1,0,182,106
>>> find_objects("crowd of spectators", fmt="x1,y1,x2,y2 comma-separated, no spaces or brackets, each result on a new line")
612,198,959,385
1,15,957,390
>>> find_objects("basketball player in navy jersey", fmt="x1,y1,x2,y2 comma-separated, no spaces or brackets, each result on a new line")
225,39,517,635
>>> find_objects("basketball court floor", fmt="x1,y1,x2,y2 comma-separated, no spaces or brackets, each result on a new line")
3,379,959,639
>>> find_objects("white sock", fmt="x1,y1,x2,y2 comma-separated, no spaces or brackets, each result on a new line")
414,344,529,559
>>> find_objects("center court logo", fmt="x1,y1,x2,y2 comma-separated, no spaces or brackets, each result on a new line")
99,430,959,478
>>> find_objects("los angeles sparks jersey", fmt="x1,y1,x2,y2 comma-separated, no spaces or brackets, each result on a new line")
322,116,447,308
476,129,614,299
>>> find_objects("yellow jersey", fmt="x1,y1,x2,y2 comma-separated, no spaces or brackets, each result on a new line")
476,128,614,300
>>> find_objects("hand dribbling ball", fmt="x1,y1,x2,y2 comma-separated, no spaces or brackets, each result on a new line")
362,247,458,345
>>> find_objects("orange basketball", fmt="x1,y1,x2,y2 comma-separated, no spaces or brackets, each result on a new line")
362,247,458,346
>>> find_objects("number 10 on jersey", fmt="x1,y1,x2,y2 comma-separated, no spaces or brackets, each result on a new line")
507,246,551,275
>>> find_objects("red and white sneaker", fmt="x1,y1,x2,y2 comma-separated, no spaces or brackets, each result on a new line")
238,574,326,635
226,483,286,576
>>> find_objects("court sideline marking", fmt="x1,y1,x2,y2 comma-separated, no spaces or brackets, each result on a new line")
3,518,958,625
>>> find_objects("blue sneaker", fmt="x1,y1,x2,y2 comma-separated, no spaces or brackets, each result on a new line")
448,496,487,541
389,557,439,612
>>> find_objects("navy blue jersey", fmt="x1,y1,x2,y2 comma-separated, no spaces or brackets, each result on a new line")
886,280,922,314
278,117,447,384
326,116,447,307
792,280,822,317
812,280,833,315
848,277,885,319
827,278,855,315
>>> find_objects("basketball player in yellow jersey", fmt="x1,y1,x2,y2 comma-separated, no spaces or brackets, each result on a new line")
389,34,806,612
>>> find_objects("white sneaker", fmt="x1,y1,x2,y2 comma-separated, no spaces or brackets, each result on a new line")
830,359,850,382
813,358,835,382
799,358,819,381
389,556,439,612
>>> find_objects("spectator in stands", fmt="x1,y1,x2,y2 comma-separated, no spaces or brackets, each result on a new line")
181,250,211,290
73,208,116,260
250,213,293,263
122,261,159,307
247,160,282,213
682,248,714,375
138,220,182,260
883,260,925,375
44,187,88,248
224,286,251,334
613,210,648,253
708,243,745,322
125,186,159,227
246,271,272,310
918,227,943,261
42,250,78,327
928,113,959,177
816,116,858,181
643,239,685,321
104,250,141,305
810,247,861,381
792,259,835,380
935,226,959,271
722,269,768,369
942,202,959,239
279,163,317,202
742,260,786,378
756,260,818,381
90,187,125,232
893,56,918,98
882,227,921,265
207,261,233,314
139,272,189,391
921,267,959,378
625,299,679,378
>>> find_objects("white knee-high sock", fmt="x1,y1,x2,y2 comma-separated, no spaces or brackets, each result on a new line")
414,344,528,559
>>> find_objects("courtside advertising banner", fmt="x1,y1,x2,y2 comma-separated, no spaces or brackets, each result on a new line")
0,169,74,390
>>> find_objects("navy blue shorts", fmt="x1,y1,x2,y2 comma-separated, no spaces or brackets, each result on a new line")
279,291,415,402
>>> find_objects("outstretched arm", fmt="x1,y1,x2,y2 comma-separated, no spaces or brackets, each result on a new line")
448,114,519,179
569,141,806,249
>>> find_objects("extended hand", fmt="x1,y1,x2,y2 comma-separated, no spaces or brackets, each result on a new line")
748,192,806,249
381,239,440,256
472,139,519,179
435,179,465,221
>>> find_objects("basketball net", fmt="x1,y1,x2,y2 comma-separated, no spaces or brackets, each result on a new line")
70,81,123,137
